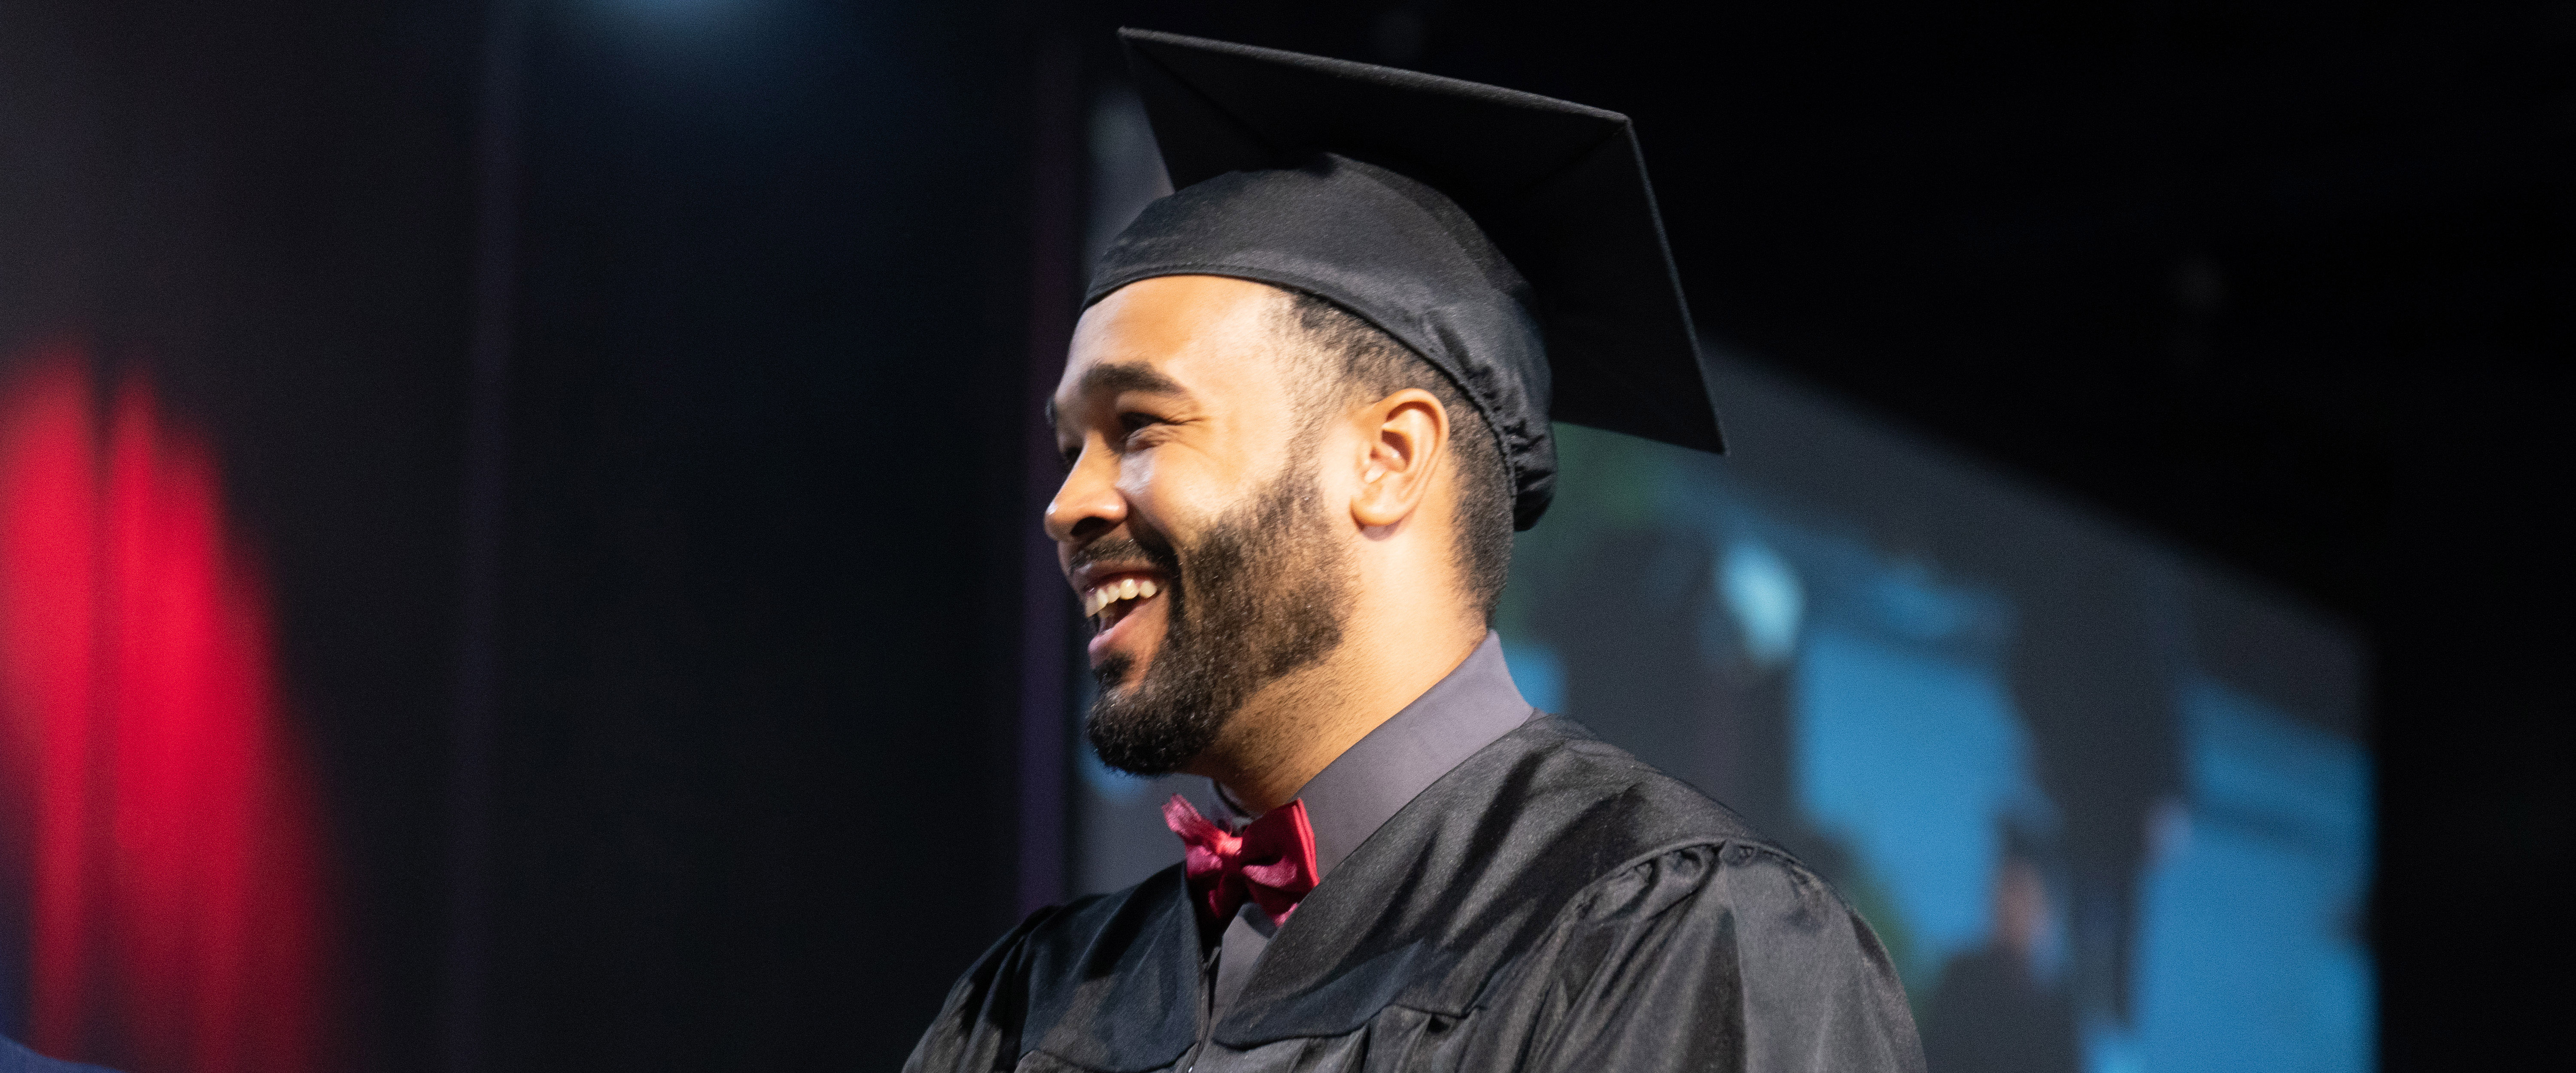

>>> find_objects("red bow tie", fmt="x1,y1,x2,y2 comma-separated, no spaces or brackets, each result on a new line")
1163,794,1319,927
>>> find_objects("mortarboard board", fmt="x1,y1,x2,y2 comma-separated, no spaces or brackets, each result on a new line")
1087,29,1722,530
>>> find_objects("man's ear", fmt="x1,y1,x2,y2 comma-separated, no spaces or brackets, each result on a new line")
1350,388,1449,530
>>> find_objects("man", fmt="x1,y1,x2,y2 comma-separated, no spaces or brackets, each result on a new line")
1920,821,2082,1073
910,30,1924,1073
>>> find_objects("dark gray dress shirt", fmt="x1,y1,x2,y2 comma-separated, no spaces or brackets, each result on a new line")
1207,630,1539,1015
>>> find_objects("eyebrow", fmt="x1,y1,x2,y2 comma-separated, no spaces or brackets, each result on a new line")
1044,362,1191,430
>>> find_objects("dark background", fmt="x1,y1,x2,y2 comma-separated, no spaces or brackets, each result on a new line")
1,0,2566,1070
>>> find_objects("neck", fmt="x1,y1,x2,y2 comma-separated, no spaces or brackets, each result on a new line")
1190,608,1487,814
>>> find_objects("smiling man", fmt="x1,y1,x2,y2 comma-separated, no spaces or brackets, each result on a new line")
907,30,1924,1073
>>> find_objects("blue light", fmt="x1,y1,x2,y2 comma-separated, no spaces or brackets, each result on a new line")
580,0,765,45
2129,678,2374,1073
611,0,740,19
1501,638,1567,714
1793,625,2036,975
1720,538,1804,664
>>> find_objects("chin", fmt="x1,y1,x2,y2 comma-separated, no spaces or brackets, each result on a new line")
1090,643,1154,695
1099,667,1145,699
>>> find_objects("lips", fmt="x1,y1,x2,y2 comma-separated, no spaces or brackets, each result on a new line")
1077,566,1171,669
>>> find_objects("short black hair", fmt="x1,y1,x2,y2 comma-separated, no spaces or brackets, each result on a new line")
1277,289,1514,623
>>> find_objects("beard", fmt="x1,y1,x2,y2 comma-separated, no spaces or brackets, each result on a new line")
1080,454,1352,776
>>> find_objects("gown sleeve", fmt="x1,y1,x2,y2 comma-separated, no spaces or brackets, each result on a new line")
1470,842,1926,1073
904,906,1058,1073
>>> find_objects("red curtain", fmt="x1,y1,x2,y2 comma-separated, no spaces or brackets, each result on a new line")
0,343,332,1073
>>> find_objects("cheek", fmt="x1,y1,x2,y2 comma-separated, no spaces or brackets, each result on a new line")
1115,452,1178,526
1115,450,1158,497
1115,444,1270,536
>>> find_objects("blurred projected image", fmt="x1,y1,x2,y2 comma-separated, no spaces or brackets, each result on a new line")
1069,356,2371,1073
0,346,334,1073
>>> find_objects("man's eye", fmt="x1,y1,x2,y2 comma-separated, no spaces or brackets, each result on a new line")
1116,413,1174,445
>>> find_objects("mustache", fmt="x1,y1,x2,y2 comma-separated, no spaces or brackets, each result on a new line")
1068,530,1182,579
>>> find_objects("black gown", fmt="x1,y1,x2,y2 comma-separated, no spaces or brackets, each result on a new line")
908,717,1926,1072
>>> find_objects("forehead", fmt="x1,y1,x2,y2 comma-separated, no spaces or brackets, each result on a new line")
1056,275,1293,407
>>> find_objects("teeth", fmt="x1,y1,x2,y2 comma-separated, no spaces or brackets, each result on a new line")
1083,576,1162,619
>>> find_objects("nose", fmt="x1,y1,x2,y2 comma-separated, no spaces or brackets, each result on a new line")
1043,446,1125,546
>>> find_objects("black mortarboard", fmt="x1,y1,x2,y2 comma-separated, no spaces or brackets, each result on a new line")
1086,29,1722,530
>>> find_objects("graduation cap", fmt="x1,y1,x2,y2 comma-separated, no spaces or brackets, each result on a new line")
1087,28,1722,530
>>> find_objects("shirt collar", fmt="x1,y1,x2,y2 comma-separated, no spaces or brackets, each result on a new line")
1212,630,1537,882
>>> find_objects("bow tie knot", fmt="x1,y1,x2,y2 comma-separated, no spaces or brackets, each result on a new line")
1163,794,1319,928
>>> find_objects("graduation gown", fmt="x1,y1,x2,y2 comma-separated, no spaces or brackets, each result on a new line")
907,715,1925,1073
